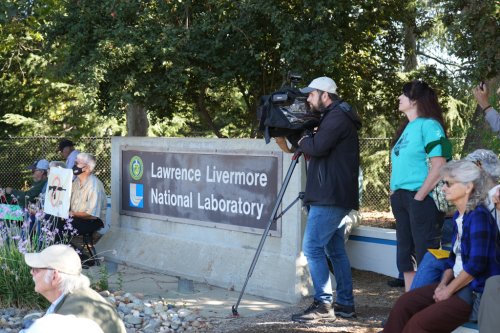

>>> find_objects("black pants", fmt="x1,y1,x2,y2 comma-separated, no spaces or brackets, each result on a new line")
391,189,444,272
71,217,104,235
56,216,103,238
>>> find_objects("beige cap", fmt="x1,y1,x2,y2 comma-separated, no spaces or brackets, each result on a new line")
300,76,337,94
24,244,82,275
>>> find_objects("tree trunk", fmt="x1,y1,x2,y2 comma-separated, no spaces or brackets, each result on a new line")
126,103,149,136
403,17,418,72
195,88,225,138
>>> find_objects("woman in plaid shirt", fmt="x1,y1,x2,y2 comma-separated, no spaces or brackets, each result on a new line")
383,160,500,333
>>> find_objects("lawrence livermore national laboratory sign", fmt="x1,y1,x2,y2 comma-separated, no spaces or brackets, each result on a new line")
121,148,281,235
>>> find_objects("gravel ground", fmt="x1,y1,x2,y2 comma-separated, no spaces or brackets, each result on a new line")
210,269,403,333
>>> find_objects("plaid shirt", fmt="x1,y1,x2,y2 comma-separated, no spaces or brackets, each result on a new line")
446,205,500,292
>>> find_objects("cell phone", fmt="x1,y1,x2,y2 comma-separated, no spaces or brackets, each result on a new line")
480,81,485,91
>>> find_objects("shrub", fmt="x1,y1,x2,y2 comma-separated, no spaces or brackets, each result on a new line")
0,201,76,309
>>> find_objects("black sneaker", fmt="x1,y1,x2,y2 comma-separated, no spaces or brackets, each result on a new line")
387,278,405,288
333,302,357,318
291,301,336,323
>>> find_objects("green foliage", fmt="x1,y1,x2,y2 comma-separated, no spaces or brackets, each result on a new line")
116,270,123,291
41,0,408,138
0,240,48,309
436,0,499,80
0,1,496,154
0,202,74,309
91,264,110,292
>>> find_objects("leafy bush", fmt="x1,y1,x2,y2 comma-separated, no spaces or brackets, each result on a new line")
0,202,76,309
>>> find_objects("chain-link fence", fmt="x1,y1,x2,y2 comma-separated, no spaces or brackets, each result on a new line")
0,136,465,213
359,138,391,212
0,136,111,193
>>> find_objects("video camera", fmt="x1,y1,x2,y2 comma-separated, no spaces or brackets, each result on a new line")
257,72,320,150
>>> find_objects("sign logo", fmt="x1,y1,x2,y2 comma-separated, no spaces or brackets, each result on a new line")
129,183,144,208
48,175,67,208
129,156,144,180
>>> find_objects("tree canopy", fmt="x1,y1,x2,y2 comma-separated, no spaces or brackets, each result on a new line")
0,0,498,150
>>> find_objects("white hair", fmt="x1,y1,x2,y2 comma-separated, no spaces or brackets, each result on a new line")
76,152,96,172
58,272,91,294
43,270,90,294
441,160,489,212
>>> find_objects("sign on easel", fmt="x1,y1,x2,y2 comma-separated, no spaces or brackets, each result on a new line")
44,167,73,218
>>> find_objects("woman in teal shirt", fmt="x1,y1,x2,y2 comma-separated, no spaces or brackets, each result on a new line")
390,80,451,290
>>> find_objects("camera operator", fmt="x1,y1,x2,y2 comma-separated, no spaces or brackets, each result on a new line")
292,77,362,323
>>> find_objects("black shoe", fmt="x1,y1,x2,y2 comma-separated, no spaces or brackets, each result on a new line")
333,302,357,318
292,301,336,323
387,278,405,288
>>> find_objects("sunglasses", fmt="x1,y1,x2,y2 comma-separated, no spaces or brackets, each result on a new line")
443,180,460,187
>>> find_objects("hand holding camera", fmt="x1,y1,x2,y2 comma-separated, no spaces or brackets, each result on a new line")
472,81,491,111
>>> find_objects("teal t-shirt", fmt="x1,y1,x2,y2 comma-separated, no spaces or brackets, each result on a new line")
390,117,446,191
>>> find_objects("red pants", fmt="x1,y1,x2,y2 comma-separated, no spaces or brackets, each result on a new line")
384,283,471,333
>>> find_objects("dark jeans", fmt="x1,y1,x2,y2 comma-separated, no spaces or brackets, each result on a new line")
391,189,444,272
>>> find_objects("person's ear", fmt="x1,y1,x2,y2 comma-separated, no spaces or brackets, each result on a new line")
51,270,61,286
464,183,474,195
320,91,328,102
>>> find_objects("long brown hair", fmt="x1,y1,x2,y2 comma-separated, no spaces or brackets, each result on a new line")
391,80,447,148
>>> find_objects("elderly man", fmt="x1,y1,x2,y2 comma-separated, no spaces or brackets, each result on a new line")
69,152,107,236
4,159,49,207
24,244,126,333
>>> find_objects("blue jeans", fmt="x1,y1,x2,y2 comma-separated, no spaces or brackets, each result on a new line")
303,205,354,305
410,251,447,290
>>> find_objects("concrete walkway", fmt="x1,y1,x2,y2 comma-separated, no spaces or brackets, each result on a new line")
85,262,290,320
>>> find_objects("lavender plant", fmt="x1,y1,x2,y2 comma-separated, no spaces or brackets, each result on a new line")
0,194,77,308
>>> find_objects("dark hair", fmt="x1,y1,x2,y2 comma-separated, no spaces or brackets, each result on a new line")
391,80,447,147
316,90,338,101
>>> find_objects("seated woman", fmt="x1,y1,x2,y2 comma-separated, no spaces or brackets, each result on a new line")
410,149,500,291
383,160,500,333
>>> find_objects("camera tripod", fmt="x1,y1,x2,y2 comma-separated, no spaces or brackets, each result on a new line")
232,150,305,317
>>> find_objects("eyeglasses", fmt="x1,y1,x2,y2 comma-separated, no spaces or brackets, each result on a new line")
443,180,459,187
30,267,52,274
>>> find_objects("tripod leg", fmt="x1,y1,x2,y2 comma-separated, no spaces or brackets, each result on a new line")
232,152,302,316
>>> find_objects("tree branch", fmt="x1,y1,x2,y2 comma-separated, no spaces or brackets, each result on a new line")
416,50,469,70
